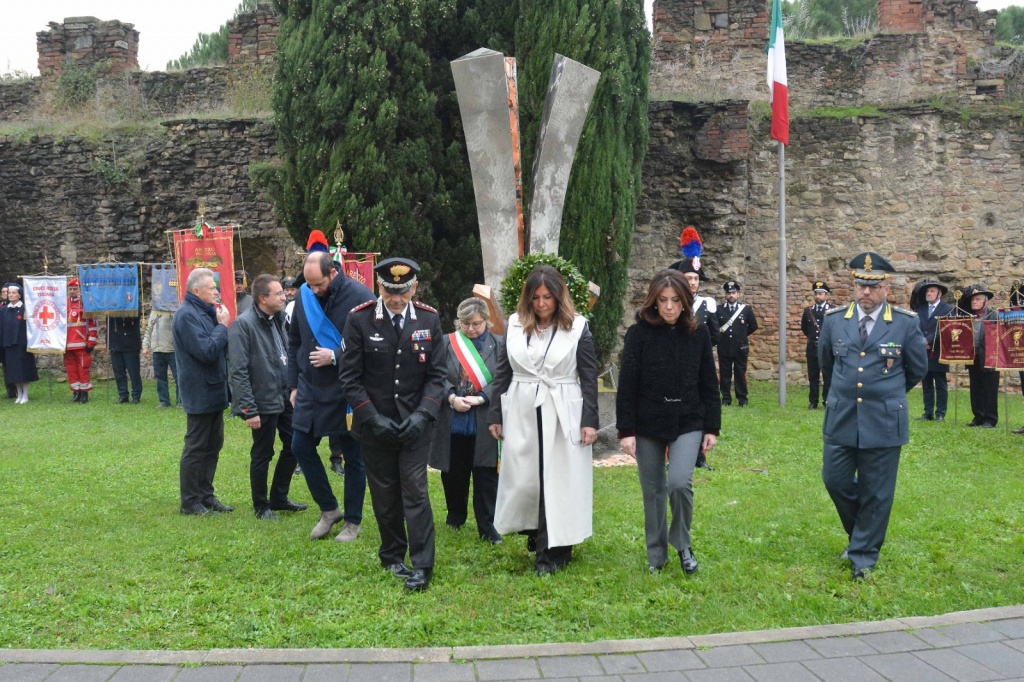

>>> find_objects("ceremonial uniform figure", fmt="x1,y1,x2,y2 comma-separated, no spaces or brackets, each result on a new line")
341,258,446,591
64,278,98,403
801,281,833,409
962,284,999,428
235,270,253,314
912,280,952,422
819,252,927,579
669,227,719,347
716,281,758,406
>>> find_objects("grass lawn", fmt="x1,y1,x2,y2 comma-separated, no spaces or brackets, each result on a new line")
1,378,1022,650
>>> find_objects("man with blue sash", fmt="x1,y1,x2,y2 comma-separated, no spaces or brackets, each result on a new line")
288,245,374,543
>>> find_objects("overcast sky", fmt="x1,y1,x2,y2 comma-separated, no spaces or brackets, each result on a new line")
1,0,1019,77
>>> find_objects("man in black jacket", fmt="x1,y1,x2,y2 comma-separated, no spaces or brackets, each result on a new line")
801,281,833,410
341,258,446,591
229,275,308,520
173,268,232,516
289,252,375,542
108,310,143,404
913,280,952,421
716,280,759,406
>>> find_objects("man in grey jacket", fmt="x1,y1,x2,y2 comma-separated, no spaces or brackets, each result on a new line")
143,308,179,408
229,274,308,520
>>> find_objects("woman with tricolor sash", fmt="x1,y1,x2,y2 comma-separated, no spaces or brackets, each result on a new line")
429,297,504,545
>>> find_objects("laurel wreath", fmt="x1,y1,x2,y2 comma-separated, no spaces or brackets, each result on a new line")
499,252,591,319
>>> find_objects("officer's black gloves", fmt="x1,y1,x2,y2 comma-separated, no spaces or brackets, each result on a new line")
368,414,401,442
397,411,430,444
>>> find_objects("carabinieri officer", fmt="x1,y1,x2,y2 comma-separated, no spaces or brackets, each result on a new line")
818,252,927,580
340,257,446,591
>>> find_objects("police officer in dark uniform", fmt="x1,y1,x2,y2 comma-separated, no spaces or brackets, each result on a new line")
801,281,833,409
716,281,758,406
819,252,928,580
912,279,952,421
341,258,446,591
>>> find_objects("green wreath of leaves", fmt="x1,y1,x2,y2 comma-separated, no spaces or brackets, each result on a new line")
499,252,591,319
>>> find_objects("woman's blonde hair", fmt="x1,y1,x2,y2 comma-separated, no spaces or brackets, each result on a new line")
456,297,490,324
517,265,576,336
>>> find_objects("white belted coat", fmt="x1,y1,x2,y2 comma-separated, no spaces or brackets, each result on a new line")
487,313,600,547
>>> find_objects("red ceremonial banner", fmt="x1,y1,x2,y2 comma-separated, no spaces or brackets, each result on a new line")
937,318,975,364
985,320,1024,370
173,226,237,323
342,253,376,294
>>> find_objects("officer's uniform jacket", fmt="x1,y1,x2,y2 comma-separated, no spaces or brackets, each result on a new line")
340,299,446,442
914,300,953,373
693,295,719,346
715,301,758,357
818,302,928,449
801,302,832,348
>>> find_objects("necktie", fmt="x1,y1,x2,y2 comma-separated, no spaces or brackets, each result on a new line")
929,304,936,318
393,313,404,339
859,315,869,344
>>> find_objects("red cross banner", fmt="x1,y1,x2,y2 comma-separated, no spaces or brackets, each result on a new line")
23,276,68,353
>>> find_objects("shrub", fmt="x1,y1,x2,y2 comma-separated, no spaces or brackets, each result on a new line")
499,252,591,319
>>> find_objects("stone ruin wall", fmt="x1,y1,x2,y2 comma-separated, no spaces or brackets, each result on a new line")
626,0,1024,382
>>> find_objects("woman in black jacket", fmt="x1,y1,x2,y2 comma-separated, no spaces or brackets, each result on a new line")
616,269,721,574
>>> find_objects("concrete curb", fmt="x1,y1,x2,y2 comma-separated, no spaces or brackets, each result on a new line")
2,605,1021,665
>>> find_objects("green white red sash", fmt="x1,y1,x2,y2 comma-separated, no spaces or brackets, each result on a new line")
448,330,492,392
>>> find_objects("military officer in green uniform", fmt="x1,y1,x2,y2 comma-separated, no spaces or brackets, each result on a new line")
340,258,446,591
819,252,928,580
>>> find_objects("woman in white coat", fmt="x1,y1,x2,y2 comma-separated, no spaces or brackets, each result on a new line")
488,265,599,575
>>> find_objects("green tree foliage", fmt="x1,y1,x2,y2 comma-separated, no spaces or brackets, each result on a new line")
266,0,649,360
996,6,1024,45
782,0,877,39
167,0,258,70
514,0,650,364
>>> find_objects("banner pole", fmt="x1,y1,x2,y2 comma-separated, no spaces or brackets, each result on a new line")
778,141,787,407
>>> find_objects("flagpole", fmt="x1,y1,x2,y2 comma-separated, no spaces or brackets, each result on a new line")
778,141,787,407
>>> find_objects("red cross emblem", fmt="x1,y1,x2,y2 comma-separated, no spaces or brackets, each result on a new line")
38,305,55,325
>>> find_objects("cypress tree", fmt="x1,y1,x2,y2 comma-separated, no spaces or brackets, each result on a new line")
515,0,650,364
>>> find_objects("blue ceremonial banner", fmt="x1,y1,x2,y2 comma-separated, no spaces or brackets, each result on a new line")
78,263,140,316
151,264,179,313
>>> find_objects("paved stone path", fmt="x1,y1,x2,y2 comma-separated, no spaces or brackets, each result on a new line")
3,606,1023,682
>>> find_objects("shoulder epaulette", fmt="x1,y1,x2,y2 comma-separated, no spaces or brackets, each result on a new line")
413,301,437,314
893,306,917,317
350,300,374,313
826,305,847,315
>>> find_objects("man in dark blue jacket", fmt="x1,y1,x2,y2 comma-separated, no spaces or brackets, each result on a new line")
289,251,374,542
913,280,952,421
173,267,232,516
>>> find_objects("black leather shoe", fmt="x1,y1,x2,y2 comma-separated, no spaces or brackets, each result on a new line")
256,508,280,521
1012,425,1024,435
330,461,345,476
915,415,933,421
852,566,872,581
385,562,414,579
79,392,88,404
270,499,308,512
404,568,432,591
480,530,503,545
526,535,537,553
978,423,996,428
180,503,211,515
738,402,748,407
966,420,979,427
70,392,81,403
446,521,464,531
206,498,234,513
536,563,560,577
935,415,945,422
680,548,698,574
649,562,666,574
131,397,141,404
117,397,129,404
808,404,817,410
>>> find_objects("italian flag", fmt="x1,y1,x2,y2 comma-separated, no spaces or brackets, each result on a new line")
767,0,789,146
448,331,492,392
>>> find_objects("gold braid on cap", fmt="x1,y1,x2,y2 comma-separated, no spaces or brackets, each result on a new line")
389,264,411,282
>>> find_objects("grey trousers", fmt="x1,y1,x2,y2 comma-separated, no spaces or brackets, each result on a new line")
821,443,901,572
635,431,702,567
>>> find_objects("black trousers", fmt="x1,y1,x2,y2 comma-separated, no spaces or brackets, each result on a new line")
180,410,224,508
967,364,999,426
921,370,948,418
806,343,829,407
719,353,749,404
822,444,901,572
249,412,297,513
441,434,498,536
527,407,573,571
111,350,142,401
362,431,435,570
